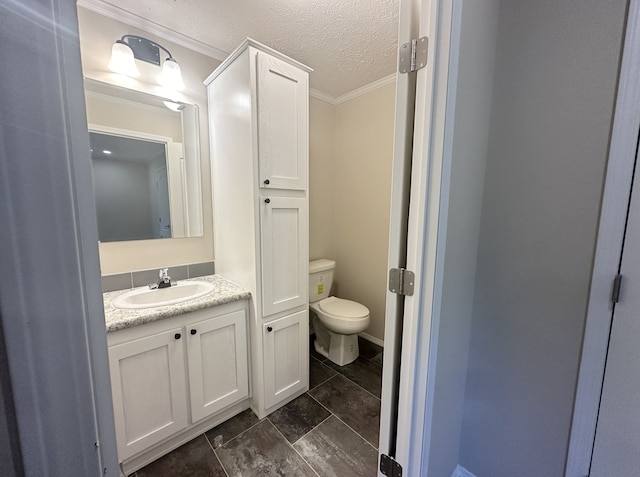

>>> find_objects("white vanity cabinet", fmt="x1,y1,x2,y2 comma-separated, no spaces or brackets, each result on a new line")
256,52,308,191
186,308,248,422
263,310,309,409
107,301,249,468
260,196,308,316
206,39,311,419
108,326,188,460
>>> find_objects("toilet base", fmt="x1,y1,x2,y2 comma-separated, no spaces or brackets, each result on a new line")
314,331,359,366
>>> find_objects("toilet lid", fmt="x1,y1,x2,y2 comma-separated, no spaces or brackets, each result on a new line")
318,297,369,319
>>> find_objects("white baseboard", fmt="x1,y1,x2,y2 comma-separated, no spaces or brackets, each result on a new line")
451,465,477,477
358,332,384,347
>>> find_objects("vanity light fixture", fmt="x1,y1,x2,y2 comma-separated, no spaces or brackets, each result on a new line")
108,35,185,91
163,101,185,112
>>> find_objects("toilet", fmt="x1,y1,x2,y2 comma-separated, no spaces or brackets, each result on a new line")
309,259,370,366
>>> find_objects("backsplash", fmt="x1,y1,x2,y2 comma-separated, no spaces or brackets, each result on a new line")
101,261,215,292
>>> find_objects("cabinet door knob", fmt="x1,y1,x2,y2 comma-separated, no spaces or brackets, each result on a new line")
190,329,197,335
264,198,271,204
175,333,181,340
267,326,273,332
264,179,270,185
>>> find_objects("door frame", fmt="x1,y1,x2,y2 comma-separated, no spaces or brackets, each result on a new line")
379,0,462,474
565,0,640,475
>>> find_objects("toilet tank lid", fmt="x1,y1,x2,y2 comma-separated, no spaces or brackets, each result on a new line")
309,259,336,273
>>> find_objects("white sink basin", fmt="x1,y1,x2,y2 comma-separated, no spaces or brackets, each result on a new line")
112,281,215,309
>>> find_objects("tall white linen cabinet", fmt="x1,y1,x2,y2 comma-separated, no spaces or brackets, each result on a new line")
205,39,312,419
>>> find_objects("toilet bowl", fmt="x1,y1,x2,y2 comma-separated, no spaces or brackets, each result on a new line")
309,259,370,366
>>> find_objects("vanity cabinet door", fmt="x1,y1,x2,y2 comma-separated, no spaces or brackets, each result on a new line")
186,308,249,423
263,310,309,409
256,51,308,191
260,196,308,316
108,328,188,461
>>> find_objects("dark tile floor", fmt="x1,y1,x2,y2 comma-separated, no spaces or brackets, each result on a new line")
133,336,383,477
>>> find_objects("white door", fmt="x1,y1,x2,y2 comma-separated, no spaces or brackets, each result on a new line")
256,51,308,191
379,0,455,475
263,310,309,409
108,329,188,460
260,195,308,316
589,149,640,475
186,308,249,423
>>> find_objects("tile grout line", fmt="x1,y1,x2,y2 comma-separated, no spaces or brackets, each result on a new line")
329,411,380,453
306,386,336,416
307,379,380,452
208,415,266,449
308,372,337,392
290,412,334,446
264,418,322,477
326,366,382,402
203,433,231,477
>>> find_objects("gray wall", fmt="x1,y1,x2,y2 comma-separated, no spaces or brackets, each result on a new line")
458,0,627,475
93,158,155,241
425,1,500,475
0,0,117,474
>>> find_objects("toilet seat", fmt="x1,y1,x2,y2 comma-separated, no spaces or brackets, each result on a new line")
317,296,369,319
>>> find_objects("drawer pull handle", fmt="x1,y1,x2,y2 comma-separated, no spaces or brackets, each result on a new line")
175,333,181,340
267,326,273,332
190,329,197,335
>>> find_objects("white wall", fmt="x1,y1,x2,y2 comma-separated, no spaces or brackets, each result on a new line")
457,0,627,475
309,97,337,261
309,83,396,343
77,7,220,274
85,94,183,141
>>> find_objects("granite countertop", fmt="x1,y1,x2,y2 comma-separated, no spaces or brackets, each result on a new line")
103,274,251,333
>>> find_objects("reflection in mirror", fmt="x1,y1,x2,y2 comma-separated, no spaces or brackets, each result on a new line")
84,79,203,242
90,132,172,241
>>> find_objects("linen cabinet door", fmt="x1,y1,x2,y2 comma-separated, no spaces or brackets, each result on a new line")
260,195,308,316
108,329,188,461
256,51,308,191
186,308,249,423
263,310,309,409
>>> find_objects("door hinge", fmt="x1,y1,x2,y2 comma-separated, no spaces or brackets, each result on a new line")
611,274,623,304
389,268,415,296
399,37,428,74
380,454,403,477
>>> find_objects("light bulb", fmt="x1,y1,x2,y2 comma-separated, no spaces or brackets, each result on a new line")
159,58,185,91
108,41,140,77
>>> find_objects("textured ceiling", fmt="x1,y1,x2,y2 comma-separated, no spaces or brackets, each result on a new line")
95,0,399,98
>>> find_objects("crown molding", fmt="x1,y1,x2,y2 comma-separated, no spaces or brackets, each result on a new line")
309,89,338,105
77,0,229,61
335,73,397,105
310,74,397,106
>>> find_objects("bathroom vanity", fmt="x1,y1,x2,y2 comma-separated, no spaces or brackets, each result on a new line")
103,275,251,473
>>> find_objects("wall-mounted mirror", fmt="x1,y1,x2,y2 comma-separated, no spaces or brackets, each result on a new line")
84,79,203,242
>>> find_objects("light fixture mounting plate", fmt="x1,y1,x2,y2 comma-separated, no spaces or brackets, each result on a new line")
123,36,161,66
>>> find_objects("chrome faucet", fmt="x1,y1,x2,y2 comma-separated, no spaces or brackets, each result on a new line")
150,268,173,289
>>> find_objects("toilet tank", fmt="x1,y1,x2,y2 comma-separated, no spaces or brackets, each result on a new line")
309,259,335,303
